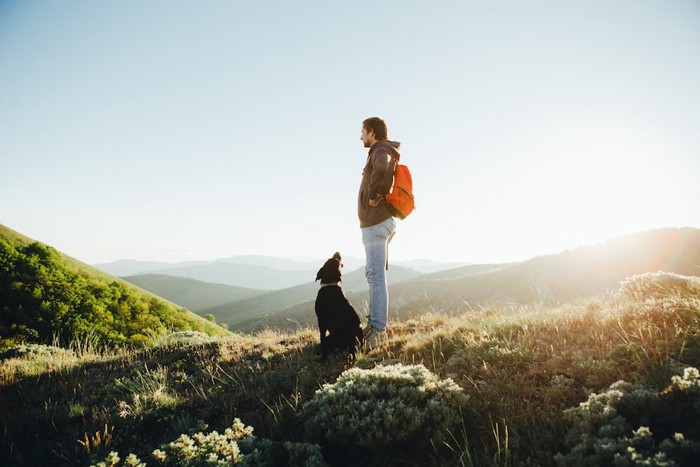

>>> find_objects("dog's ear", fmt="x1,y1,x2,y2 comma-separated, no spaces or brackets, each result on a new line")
315,265,324,282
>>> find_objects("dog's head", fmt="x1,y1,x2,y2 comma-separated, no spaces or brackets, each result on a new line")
315,252,343,284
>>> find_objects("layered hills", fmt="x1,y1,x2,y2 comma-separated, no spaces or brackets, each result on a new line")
3,223,698,345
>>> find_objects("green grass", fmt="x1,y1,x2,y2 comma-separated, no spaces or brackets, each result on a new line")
1,272,700,465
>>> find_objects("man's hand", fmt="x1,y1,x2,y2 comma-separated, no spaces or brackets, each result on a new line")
369,196,382,207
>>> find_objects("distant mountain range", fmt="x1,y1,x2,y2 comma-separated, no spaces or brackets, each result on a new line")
95,256,471,289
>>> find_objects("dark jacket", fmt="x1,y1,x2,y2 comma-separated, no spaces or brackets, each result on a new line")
357,140,400,228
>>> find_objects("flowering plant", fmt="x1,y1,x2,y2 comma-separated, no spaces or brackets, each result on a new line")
302,363,468,460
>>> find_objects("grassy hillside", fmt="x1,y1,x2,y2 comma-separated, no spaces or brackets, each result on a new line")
1,271,699,466
0,224,229,347
121,274,264,312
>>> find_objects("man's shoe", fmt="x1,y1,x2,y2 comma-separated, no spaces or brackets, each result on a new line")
364,327,388,349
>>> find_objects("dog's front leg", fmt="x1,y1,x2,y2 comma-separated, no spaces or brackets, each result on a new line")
318,318,329,359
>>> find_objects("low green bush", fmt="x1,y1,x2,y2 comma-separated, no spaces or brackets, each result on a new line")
92,418,326,466
555,367,700,465
301,363,469,464
157,331,215,347
0,342,74,360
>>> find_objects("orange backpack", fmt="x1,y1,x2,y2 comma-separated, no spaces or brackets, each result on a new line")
385,158,415,219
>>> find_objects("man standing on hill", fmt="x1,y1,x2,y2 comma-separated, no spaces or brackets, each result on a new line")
358,117,399,348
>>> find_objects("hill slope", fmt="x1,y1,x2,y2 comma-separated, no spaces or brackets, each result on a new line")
0,224,229,346
121,274,264,312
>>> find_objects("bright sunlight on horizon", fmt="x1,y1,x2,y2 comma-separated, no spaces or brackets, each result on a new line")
1,1,699,266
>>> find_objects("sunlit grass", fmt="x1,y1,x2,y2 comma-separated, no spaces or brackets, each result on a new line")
2,272,699,465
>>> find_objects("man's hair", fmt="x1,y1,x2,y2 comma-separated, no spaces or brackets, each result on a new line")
363,117,388,141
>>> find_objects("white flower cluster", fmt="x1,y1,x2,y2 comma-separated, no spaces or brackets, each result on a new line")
302,363,469,455
90,418,326,466
555,368,700,465
91,451,145,467
670,367,700,391
151,418,251,466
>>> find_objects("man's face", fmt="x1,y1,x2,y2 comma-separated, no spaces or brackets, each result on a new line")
361,126,375,148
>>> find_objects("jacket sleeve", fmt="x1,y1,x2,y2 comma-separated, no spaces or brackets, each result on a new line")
368,148,393,199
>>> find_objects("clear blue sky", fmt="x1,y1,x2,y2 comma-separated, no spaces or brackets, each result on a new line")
2,0,699,265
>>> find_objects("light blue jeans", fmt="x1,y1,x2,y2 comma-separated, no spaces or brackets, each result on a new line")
362,217,396,331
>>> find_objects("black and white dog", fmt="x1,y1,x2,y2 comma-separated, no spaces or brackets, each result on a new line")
314,252,363,359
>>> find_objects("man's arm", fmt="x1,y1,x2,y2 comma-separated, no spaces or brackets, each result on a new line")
368,149,392,205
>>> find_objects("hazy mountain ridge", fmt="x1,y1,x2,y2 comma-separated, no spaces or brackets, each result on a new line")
121,274,265,312
96,255,469,290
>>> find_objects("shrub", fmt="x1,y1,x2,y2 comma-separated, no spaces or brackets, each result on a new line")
92,418,326,466
151,418,251,465
301,363,469,463
150,418,326,466
555,367,700,465
158,331,215,347
91,451,146,467
0,343,74,360
114,366,180,418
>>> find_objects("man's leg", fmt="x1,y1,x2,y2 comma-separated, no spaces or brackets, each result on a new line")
362,217,396,332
